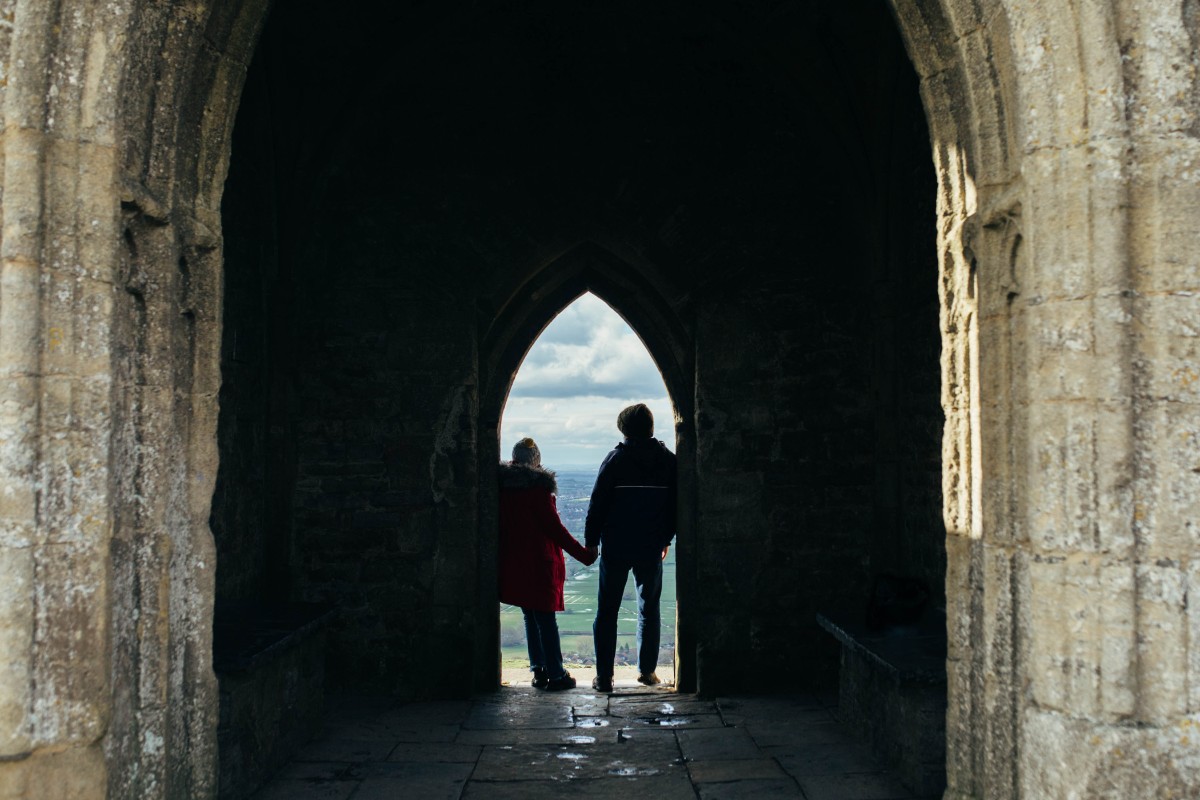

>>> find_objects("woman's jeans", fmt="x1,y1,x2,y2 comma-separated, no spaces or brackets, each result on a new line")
592,554,663,678
521,608,567,680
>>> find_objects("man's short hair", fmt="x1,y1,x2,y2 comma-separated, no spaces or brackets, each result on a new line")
617,404,654,439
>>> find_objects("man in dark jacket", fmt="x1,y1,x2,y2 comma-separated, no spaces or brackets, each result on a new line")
586,403,677,692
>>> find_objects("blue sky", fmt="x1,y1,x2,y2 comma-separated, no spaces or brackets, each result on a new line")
500,292,674,469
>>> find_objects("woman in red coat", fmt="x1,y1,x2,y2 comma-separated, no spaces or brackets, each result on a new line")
499,438,596,690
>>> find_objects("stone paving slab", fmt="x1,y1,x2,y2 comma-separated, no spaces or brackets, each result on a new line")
254,689,923,799
688,757,790,782
572,716,615,729
350,761,473,799
743,718,855,747
455,727,606,745
722,704,838,728
696,777,806,798
609,696,720,718
609,726,679,745
619,713,727,729
768,740,884,776
321,719,462,742
250,779,357,800
322,694,405,722
570,694,610,717
797,770,916,800
386,742,483,763
268,761,365,782
381,700,473,724
293,736,397,763
677,726,763,761
462,772,697,799
463,701,574,730
716,695,834,726
471,738,683,781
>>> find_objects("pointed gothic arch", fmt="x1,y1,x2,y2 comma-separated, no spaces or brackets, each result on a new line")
476,242,698,691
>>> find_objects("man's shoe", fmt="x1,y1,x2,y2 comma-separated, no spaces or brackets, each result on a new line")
545,671,577,691
636,672,661,686
531,667,548,689
592,675,614,693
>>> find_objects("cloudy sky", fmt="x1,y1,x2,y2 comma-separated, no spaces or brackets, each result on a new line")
500,292,675,469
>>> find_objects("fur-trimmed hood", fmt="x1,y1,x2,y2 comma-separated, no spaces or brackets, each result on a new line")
497,461,558,493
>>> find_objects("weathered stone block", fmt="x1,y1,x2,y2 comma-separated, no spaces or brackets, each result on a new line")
0,379,38,525
0,744,106,800
1119,5,1199,136
1021,707,1200,799
1022,146,1128,298
1136,292,1200,405
943,533,974,661
39,377,113,545
1025,400,1137,555
0,544,32,756
0,130,47,264
1189,560,1200,714
1026,556,1136,719
44,141,121,284
1129,139,1200,293
1020,298,1128,403
1135,561,1189,722
0,260,40,376
943,654,975,798
1133,401,1200,559
30,539,110,748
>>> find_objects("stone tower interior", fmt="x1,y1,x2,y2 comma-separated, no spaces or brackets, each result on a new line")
4,0,1198,797
212,0,940,698
207,0,942,790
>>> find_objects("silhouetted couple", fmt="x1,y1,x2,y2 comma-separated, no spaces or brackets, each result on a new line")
497,404,677,692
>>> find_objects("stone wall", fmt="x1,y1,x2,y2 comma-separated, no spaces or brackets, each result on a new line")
690,3,943,688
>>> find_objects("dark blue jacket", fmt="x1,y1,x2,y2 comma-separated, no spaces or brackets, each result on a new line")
584,437,677,563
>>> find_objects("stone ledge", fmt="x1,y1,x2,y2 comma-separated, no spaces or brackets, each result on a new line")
212,601,336,674
815,609,947,686
817,608,948,797
215,602,336,799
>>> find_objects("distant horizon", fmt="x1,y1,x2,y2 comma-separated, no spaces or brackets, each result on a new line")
500,292,674,467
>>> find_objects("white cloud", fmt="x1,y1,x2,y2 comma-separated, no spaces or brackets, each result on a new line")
501,293,675,468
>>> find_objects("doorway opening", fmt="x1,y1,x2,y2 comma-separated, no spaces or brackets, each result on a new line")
498,292,678,688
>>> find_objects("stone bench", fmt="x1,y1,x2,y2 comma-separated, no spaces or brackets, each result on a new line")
816,608,947,797
214,602,336,799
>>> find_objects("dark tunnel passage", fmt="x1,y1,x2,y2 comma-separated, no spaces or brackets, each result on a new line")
209,2,943,780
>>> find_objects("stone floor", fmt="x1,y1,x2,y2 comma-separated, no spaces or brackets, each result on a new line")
252,680,934,799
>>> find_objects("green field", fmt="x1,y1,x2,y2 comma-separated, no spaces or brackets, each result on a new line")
500,547,677,668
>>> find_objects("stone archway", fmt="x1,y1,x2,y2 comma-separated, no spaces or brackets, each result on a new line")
0,2,1196,799
476,242,697,692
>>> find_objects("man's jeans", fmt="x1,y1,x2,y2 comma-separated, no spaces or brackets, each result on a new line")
593,553,663,678
522,608,567,680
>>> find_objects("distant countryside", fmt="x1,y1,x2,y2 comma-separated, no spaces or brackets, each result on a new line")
499,468,677,669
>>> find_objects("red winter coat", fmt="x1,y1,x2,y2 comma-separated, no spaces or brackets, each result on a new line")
498,463,594,612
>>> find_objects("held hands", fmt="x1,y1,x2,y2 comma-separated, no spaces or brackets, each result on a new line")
583,545,599,566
